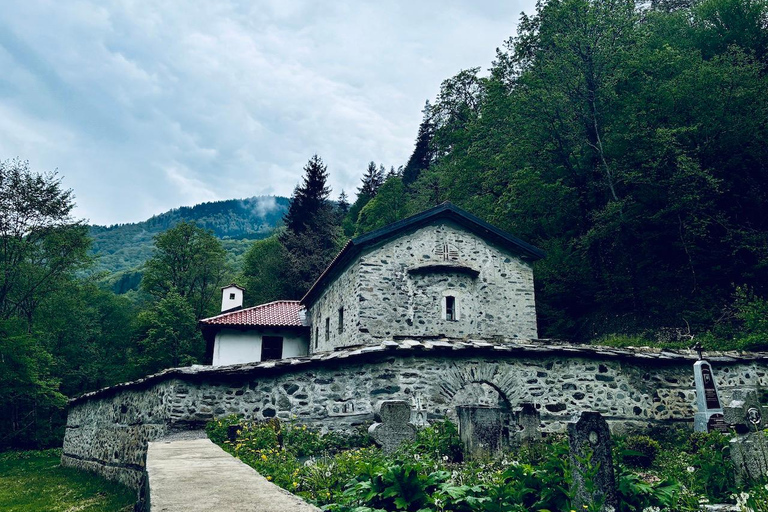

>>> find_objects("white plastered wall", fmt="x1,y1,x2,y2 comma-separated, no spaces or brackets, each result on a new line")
212,328,308,366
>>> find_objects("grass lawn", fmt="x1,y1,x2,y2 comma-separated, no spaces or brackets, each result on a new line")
0,449,136,512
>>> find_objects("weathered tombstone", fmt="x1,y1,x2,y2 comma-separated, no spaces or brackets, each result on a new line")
456,405,508,459
723,389,768,484
410,394,429,428
568,411,617,512
693,360,725,433
723,389,768,434
510,403,541,448
730,433,768,485
368,400,417,453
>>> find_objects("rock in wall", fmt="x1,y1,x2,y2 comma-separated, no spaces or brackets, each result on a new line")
61,339,768,489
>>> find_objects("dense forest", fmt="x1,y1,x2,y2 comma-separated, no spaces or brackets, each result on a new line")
2,0,768,451
89,196,289,296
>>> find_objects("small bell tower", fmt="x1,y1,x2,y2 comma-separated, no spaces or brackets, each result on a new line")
220,284,245,312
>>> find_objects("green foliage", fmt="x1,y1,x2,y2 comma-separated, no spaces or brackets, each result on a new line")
142,221,227,319
0,319,66,449
413,418,463,463
616,466,681,512
367,0,768,344
240,235,290,306
355,177,412,235
89,196,289,275
279,155,342,298
133,291,205,374
0,449,135,511
620,435,661,468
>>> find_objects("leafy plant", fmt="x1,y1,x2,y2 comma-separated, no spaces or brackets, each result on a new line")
620,435,661,469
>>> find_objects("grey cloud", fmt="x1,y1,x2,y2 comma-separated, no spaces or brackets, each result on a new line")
0,0,535,225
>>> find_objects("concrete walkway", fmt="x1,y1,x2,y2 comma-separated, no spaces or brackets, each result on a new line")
145,437,321,512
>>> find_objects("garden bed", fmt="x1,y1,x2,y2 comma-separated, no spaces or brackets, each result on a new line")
207,416,768,511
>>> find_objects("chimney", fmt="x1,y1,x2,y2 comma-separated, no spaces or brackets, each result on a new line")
221,284,245,312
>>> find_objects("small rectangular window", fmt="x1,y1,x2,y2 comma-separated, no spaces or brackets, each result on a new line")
315,327,319,348
261,336,283,361
338,307,344,334
325,317,330,341
229,293,236,300
445,296,456,321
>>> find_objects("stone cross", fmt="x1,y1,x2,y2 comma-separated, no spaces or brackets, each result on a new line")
510,403,541,448
693,360,726,433
723,389,768,434
568,411,617,512
368,400,417,453
410,394,429,428
456,405,508,459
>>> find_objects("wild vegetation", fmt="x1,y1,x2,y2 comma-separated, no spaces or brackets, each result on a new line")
207,416,768,511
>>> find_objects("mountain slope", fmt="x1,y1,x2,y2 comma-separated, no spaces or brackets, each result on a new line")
89,196,289,276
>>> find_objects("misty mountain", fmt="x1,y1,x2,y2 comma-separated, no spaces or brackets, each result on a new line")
89,196,290,281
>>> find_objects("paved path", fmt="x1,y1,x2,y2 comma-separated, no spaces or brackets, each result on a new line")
146,437,321,512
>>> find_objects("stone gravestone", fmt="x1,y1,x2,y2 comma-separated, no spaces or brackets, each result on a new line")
693,360,726,433
723,389,768,434
723,389,768,484
368,400,417,453
410,394,430,428
568,411,617,512
456,405,508,459
510,403,541,448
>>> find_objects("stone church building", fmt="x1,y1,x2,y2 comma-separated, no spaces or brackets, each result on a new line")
200,202,545,366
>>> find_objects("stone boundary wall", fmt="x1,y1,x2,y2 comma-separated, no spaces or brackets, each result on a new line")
61,339,768,489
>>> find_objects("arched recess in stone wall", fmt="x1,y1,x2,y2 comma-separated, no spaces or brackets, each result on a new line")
432,362,521,420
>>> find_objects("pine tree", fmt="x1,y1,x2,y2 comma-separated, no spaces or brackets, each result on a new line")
337,190,350,216
357,161,384,199
403,102,436,185
282,154,331,234
279,155,339,297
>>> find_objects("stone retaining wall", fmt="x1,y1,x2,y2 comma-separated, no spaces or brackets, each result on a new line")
61,339,768,489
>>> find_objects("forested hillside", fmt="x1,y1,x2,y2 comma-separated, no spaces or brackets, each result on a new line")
343,0,768,346
89,196,289,275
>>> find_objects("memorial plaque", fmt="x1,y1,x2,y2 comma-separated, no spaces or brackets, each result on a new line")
707,414,730,433
700,363,721,409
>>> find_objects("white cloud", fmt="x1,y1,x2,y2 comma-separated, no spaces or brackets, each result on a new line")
0,0,535,225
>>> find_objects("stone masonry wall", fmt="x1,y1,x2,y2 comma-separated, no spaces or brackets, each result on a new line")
308,221,537,351
309,259,361,352
62,340,768,489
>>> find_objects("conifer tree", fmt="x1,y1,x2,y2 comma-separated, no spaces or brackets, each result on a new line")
279,155,339,297
403,102,435,185
357,161,384,199
337,190,350,216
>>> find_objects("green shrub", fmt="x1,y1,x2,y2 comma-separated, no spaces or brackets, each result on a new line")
414,418,463,462
205,414,242,445
621,435,661,468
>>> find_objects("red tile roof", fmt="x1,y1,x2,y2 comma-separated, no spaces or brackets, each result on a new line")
199,301,305,328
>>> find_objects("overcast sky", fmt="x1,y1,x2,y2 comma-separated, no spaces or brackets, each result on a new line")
0,1,535,225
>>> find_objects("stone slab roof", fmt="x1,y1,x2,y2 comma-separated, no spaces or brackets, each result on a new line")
199,300,304,328
68,338,768,405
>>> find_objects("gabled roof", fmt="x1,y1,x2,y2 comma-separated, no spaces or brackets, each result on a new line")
199,300,305,328
221,283,245,291
301,202,545,307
